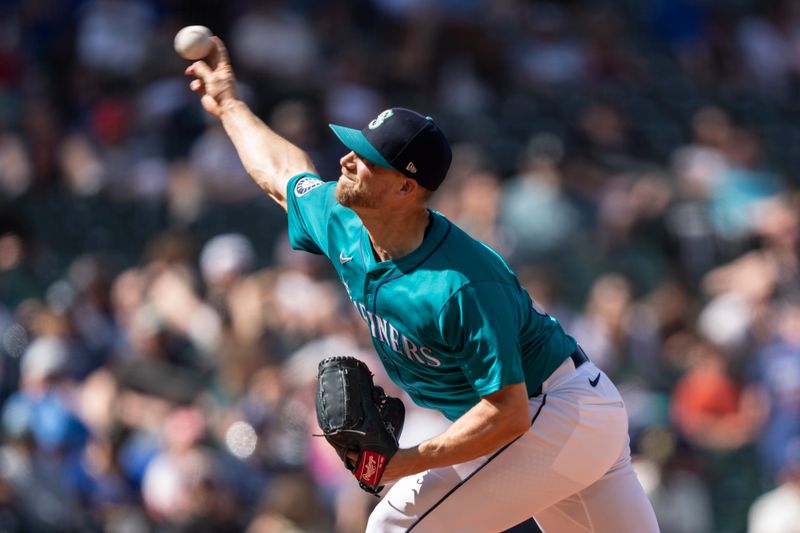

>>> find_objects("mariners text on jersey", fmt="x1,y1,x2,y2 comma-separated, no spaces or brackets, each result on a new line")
352,300,442,367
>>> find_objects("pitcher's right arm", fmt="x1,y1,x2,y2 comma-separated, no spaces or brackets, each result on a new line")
185,37,316,211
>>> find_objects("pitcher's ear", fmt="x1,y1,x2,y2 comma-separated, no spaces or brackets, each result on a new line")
398,178,417,195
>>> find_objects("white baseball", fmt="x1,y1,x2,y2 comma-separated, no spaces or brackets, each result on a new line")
174,25,213,60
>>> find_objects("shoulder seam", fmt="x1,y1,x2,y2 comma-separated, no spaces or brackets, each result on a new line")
435,278,519,326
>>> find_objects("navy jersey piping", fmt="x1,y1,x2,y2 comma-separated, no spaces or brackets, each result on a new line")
406,395,548,531
391,220,451,275
370,221,451,407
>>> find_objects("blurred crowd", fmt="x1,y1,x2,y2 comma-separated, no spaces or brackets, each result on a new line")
2,0,800,532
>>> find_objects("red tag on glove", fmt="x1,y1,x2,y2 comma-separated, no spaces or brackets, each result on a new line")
354,450,387,486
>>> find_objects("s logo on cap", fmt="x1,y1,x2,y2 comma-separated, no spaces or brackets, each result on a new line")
368,109,394,130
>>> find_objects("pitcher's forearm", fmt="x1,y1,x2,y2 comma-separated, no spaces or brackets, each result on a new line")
219,99,317,210
381,383,531,482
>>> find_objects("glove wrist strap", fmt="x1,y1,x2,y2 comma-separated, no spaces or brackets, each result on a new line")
354,450,388,489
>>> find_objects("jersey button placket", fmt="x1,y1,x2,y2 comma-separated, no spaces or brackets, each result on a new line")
364,269,379,308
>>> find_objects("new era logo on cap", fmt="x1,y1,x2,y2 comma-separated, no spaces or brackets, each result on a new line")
329,108,452,191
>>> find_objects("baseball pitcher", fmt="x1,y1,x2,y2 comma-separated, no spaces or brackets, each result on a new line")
186,36,660,533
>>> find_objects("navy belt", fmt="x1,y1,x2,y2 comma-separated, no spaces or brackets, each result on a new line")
529,346,589,398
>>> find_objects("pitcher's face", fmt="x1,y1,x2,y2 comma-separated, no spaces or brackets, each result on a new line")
335,151,399,209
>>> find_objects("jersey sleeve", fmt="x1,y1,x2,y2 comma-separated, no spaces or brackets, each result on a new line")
285,173,338,256
438,281,526,397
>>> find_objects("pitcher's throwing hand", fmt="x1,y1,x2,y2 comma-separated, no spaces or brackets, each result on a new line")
185,36,238,118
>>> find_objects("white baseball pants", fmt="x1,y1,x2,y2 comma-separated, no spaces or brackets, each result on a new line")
366,358,660,533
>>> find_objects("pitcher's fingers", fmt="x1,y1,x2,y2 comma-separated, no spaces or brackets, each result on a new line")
190,79,204,93
187,60,213,81
208,36,229,67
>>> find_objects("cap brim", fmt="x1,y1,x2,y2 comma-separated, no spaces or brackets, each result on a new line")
329,124,395,170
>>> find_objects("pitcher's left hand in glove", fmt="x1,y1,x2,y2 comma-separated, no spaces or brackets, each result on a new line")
316,356,405,494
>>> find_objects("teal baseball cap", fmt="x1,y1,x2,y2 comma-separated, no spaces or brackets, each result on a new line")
329,108,452,191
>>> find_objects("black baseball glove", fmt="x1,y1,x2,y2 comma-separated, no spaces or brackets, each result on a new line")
315,356,405,494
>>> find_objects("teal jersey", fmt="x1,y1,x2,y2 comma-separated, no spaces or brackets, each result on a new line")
286,174,577,421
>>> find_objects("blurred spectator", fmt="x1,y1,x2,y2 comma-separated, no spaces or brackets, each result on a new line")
0,220,39,310
445,169,507,252
749,295,800,483
167,162,207,227
736,1,800,97
324,46,386,131
698,241,778,353
75,0,158,77
189,123,258,202
146,264,222,357
229,2,320,86
748,438,800,533
670,340,759,451
667,106,732,285
752,195,800,296
0,133,32,197
570,99,648,175
436,57,495,115
500,133,580,261
58,133,105,197
594,172,673,293
672,107,732,200
569,273,633,374
584,7,644,83
513,2,587,87
22,98,62,189
142,407,240,530
200,233,255,297
710,128,782,247
634,427,715,533
0,335,91,530
247,471,330,532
